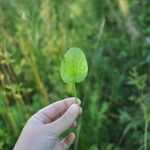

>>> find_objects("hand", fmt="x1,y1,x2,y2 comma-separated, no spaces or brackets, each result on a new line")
14,97,82,150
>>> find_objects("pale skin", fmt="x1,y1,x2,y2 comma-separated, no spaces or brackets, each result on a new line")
14,97,82,150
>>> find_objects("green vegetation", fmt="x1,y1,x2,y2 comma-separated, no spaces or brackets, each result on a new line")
0,0,149,149
60,47,88,85
60,47,88,99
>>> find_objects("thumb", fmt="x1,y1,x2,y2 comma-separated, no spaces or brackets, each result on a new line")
48,103,81,136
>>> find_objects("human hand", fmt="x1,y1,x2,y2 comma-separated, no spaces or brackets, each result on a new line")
14,97,82,150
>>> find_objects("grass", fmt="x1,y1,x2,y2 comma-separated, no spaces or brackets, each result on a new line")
0,0,150,149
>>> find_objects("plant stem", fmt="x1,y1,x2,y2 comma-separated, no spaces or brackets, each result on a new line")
73,83,77,99
74,117,82,150
73,82,81,150
144,120,149,150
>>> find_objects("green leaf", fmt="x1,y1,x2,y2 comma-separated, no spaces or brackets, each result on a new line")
60,47,88,84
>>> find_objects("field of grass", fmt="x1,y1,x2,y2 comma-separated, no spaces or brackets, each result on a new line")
0,0,150,149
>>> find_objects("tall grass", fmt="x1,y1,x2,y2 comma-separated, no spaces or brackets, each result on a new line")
0,0,150,149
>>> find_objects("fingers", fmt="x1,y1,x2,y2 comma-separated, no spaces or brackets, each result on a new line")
70,121,77,128
61,133,75,149
46,103,82,136
30,97,81,124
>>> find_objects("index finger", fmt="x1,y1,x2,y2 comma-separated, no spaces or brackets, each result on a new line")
31,97,81,124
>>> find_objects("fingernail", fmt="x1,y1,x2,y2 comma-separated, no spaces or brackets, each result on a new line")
68,104,79,114
76,99,81,105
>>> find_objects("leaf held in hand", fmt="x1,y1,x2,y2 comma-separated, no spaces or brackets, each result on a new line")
60,47,88,84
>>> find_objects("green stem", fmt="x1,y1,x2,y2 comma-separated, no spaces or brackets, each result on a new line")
74,117,82,150
144,120,149,150
73,83,77,99
73,82,81,150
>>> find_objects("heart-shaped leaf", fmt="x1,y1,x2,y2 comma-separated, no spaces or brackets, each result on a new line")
60,47,88,84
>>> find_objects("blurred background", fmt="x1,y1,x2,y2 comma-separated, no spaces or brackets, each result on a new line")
0,0,150,149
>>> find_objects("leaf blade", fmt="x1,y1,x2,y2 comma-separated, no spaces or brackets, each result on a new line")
60,47,88,84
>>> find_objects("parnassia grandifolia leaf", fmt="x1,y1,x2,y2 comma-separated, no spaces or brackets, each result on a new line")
60,47,88,84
